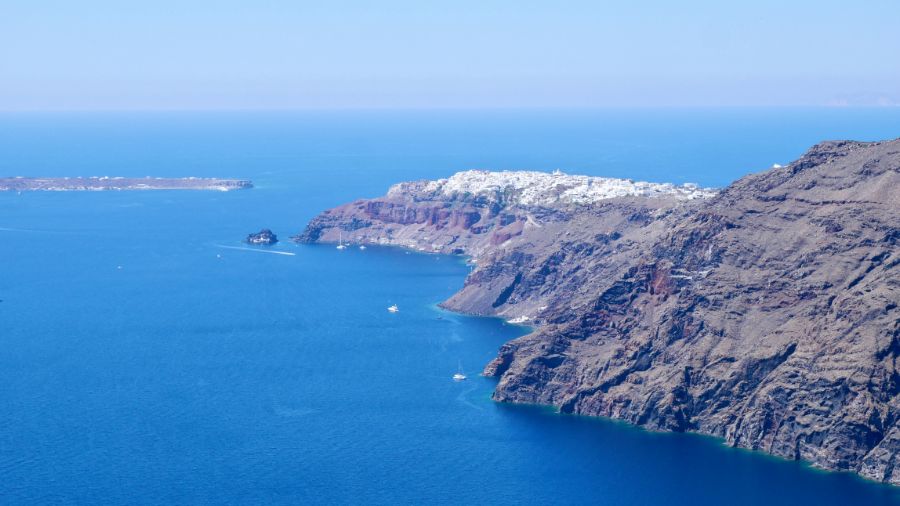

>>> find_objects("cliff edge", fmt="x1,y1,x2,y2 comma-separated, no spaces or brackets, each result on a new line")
295,139,900,484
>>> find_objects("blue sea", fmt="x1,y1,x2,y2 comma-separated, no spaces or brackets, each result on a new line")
2,109,900,505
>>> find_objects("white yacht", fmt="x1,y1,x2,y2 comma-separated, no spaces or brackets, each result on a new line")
336,231,347,250
387,304,399,313
359,244,367,250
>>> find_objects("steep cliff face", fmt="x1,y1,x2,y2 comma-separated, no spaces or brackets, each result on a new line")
296,140,900,484
294,171,714,320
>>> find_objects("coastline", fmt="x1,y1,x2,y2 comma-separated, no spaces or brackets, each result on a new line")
385,239,900,490
294,139,900,485
0,176,253,192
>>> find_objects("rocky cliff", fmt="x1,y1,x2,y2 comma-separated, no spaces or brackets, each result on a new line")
295,140,900,484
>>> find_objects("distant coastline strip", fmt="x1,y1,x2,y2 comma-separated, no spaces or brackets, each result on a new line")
0,177,252,192
215,245,296,256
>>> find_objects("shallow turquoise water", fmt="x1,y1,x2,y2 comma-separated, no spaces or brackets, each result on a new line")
2,110,900,504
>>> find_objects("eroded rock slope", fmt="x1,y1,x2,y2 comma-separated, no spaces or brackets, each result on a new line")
296,140,900,483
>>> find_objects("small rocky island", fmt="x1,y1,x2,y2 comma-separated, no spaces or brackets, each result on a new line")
0,176,252,192
247,229,278,245
296,139,900,485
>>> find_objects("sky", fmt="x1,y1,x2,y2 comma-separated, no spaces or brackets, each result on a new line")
1,0,899,110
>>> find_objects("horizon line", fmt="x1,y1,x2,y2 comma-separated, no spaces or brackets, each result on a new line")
2,104,900,114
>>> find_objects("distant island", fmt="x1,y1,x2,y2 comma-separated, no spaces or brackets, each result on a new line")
0,177,253,192
296,139,900,485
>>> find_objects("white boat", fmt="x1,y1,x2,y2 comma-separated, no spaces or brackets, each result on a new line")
336,231,347,250
359,245,367,250
387,304,399,313
453,362,467,381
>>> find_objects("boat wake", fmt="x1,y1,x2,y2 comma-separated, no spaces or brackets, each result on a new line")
215,244,296,256
455,385,482,411
0,227,46,233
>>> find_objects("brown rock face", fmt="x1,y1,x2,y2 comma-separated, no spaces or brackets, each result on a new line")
296,139,900,484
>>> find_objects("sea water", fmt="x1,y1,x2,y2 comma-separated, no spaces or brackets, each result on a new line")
2,109,900,505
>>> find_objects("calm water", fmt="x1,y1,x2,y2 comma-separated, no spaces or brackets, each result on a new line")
2,109,900,505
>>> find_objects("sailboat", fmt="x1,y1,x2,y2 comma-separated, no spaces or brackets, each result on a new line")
336,230,347,250
453,361,467,381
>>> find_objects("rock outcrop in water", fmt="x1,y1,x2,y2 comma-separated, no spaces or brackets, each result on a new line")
247,229,278,245
295,140,900,484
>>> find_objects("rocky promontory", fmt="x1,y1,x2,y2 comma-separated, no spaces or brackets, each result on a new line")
296,140,900,484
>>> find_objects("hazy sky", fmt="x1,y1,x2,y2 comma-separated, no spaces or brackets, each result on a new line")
2,0,899,110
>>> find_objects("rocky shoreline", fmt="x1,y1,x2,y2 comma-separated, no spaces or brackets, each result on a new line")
0,176,253,192
296,139,900,484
